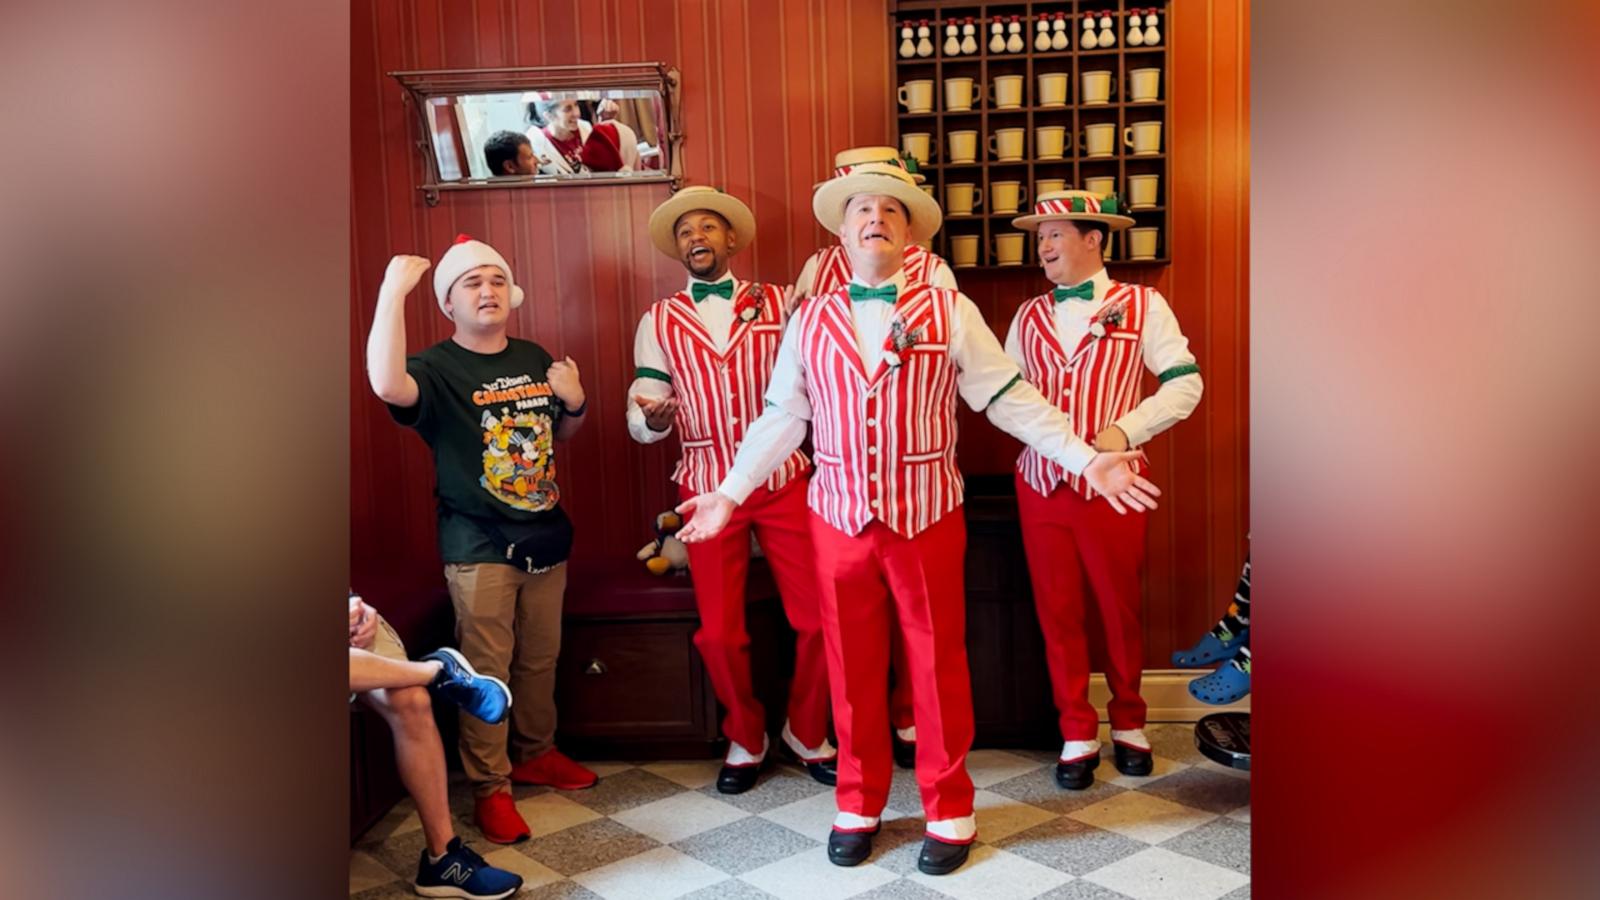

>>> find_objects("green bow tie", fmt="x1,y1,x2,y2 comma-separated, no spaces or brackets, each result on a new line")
848,283,899,303
1052,281,1096,303
690,280,733,302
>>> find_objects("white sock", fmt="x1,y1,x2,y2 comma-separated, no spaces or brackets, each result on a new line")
1060,739,1101,762
427,849,447,864
834,811,879,831
781,720,836,761
896,725,917,742
725,733,769,766
1111,728,1150,751
925,815,977,842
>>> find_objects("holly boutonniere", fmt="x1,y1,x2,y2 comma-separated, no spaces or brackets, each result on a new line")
736,285,763,323
882,317,925,368
1088,298,1129,339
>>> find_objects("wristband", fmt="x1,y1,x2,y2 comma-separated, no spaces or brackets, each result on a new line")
562,398,588,417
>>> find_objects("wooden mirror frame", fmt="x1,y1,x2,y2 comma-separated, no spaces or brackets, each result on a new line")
390,62,682,205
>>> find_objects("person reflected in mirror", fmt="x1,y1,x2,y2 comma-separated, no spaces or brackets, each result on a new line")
483,130,541,177
525,96,635,175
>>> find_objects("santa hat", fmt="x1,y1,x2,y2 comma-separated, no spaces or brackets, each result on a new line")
432,234,525,319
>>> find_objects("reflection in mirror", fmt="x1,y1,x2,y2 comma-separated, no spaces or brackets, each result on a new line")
427,89,667,182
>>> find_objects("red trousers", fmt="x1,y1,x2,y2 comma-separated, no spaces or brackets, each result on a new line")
1016,474,1149,739
812,510,974,822
680,477,831,753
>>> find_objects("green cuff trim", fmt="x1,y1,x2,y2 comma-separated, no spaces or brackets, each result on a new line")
1158,364,1200,384
635,366,672,383
985,373,1023,409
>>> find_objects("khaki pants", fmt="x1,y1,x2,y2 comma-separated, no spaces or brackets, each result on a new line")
444,561,567,797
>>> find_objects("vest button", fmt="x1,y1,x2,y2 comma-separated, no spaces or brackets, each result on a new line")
867,446,878,455
866,417,877,427
869,472,879,481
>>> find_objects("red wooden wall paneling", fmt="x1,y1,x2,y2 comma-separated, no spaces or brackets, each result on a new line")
350,0,1248,666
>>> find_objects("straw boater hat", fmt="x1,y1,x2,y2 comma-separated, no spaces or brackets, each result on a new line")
646,186,758,259
827,145,926,184
1011,189,1136,231
812,162,944,244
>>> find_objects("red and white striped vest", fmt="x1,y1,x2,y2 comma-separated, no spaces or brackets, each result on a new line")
652,280,809,494
809,244,945,296
1015,282,1152,500
794,282,964,538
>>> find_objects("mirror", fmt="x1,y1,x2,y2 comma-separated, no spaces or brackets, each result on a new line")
391,64,681,204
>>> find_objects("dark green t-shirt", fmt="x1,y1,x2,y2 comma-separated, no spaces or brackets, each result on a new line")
388,337,573,566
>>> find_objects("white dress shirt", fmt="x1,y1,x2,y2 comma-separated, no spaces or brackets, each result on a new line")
792,247,958,298
1003,267,1203,447
625,272,738,444
716,269,1099,504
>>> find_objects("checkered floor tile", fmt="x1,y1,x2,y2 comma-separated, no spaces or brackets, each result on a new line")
350,724,1249,899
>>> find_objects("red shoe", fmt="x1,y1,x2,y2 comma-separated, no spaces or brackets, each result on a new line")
474,791,531,844
510,748,599,790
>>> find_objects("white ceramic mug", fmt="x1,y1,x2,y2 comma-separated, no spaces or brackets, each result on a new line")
946,129,977,164
898,79,934,113
1037,72,1068,107
991,74,1024,109
1125,120,1163,155
1082,123,1116,158
990,180,1026,214
1128,173,1160,208
1129,68,1161,102
1102,231,1115,260
950,234,980,267
920,184,936,199
990,127,1025,161
944,77,980,112
1129,227,1159,259
1035,125,1067,160
901,132,932,165
1084,175,1116,197
945,182,983,216
995,232,1025,266
1081,70,1114,105
1035,178,1066,196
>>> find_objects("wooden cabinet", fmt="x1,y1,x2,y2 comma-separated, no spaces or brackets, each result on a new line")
891,1,1172,268
555,614,720,757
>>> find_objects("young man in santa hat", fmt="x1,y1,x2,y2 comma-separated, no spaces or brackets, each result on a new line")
365,236,598,845
1007,191,1203,789
626,186,837,794
676,165,1159,875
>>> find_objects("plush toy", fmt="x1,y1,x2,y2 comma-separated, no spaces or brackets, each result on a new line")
636,510,690,575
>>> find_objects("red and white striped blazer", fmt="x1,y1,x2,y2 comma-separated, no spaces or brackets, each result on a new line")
793,282,964,538
1015,281,1153,499
808,244,945,296
651,280,809,494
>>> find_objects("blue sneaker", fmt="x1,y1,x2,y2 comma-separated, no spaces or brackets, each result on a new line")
421,647,511,725
414,837,522,899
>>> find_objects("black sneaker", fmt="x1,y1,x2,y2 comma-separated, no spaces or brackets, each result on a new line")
917,836,971,875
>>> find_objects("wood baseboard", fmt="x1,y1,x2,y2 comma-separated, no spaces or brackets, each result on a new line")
1089,669,1250,723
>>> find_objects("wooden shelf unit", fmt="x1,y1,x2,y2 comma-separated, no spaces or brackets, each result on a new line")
891,1,1172,269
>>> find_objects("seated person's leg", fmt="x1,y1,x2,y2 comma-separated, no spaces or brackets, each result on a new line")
353,611,522,897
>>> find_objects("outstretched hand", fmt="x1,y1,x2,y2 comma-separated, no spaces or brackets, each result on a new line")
674,491,737,543
1083,450,1161,514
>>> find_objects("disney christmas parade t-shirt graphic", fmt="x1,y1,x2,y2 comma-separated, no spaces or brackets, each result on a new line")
475,374,559,510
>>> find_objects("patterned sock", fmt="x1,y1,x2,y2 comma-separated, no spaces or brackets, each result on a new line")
1210,556,1250,641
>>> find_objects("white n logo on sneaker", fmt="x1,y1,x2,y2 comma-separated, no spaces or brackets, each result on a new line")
440,862,472,884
